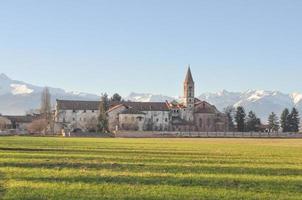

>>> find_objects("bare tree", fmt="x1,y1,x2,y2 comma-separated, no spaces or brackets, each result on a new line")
224,106,235,131
0,118,8,131
40,87,53,134
27,119,48,135
41,87,51,115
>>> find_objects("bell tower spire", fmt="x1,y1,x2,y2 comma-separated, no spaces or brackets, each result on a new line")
183,65,195,109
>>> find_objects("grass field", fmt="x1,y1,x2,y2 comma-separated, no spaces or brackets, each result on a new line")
0,137,302,200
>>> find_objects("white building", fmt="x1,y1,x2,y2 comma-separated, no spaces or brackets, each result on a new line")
55,67,228,132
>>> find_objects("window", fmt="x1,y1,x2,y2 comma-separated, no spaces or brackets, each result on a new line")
199,118,202,127
73,118,75,121
73,110,76,113
165,118,168,122
83,110,86,113
156,118,159,122
92,110,95,113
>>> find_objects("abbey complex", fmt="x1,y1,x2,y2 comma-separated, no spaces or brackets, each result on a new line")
55,68,228,132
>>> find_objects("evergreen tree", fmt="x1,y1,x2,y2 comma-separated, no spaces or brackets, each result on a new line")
235,106,246,132
281,108,290,132
289,108,300,132
224,106,235,131
111,93,122,102
98,93,109,133
268,112,280,132
246,111,261,132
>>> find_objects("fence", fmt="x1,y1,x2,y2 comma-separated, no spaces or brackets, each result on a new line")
115,131,302,138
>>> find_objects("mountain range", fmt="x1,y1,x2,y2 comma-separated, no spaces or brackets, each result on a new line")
0,73,100,115
1,73,301,122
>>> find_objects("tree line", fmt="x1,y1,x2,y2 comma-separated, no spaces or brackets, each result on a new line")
225,106,300,133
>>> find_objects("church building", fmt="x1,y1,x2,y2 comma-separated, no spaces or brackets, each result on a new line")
55,67,228,132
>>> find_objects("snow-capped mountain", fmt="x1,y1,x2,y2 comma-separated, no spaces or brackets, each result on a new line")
125,92,175,102
0,73,99,115
199,90,302,121
1,73,302,122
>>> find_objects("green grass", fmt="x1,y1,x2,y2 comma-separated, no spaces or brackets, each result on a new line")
0,137,302,200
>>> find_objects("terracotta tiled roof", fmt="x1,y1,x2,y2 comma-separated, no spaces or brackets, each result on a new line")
57,100,170,112
122,102,169,111
4,115,36,123
56,100,100,110
167,101,187,109
120,107,146,115
194,100,220,114
106,104,126,113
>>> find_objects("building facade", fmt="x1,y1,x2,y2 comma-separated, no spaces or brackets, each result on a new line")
0,115,36,131
55,67,228,132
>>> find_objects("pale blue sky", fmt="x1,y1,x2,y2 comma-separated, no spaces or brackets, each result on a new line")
0,0,302,96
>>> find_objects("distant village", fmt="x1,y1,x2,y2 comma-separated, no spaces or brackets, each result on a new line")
0,67,300,136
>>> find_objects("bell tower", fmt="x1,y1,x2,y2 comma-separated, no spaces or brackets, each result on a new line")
183,66,195,109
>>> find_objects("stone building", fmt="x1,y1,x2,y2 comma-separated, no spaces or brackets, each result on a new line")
0,115,36,131
55,67,228,132
55,100,100,132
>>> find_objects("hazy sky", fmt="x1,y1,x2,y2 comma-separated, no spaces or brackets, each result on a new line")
0,0,301,96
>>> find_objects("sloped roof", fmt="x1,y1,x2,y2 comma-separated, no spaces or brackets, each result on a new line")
120,107,146,115
194,100,220,114
56,100,100,110
56,100,170,112
106,104,127,113
123,102,169,111
4,115,36,123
